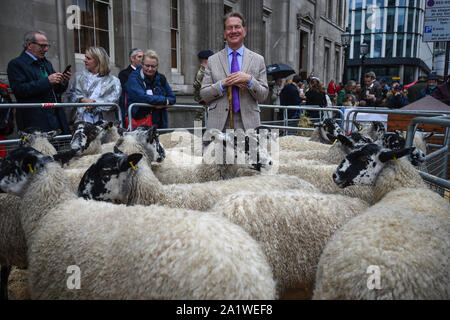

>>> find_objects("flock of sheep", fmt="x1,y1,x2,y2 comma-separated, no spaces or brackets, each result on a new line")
0,117,448,300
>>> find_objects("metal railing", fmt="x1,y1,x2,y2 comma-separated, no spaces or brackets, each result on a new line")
127,103,206,132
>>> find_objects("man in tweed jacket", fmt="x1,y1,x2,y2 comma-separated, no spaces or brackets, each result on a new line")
200,12,268,131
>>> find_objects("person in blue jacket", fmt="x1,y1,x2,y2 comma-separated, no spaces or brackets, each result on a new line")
126,50,175,129
7,30,71,133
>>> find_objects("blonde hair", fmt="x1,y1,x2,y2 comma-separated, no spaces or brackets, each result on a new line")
143,49,159,64
85,46,110,77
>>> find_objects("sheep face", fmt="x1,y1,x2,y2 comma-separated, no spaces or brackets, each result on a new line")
382,132,405,150
18,127,61,147
94,120,122,143
333,143,413,188
314,118,343,143
337,132,373,152
0,147,52,196
203,129,273,171
78,149,143,202
123,126,166,163
370,121,386,140
70,122,103,155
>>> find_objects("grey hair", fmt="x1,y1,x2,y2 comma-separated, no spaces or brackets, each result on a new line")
23,30,47,49
129,48,143,58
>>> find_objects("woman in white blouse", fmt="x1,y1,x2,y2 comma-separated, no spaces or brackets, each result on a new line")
64,46,121,124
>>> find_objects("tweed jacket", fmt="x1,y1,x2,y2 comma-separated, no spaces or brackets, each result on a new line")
200,47,268,131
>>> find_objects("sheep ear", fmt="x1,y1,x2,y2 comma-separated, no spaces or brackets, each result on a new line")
53,149,77,167
120,153,143,172
379,147,412,163
424,132,434,139
337,134,354,149
47,129,61,139
21,155,38,174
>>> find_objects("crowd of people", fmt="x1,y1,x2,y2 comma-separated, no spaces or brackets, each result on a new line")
269,69,450,119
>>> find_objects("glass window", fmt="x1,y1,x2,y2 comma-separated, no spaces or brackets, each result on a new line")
355,0,363,9
374,34,383,57
398,8,406,33
388,0,395,6
170,0,179,70
407,8,414,32
399,0,407,6
73,0,112,56
405,33,413,57
353,36,361,59
413,35,418,57
385,33,394,57
355,11,362,33
409,0,415,7
396,33,404,57
376,0,385,8
387,8,395,32
415,11,420,33
404,66,415,84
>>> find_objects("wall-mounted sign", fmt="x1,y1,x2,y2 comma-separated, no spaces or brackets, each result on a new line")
423,0,450,42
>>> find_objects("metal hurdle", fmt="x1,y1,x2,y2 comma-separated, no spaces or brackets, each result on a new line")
0,102,121,155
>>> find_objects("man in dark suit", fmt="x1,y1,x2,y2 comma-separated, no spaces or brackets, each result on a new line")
7,30,71,133
118,49,143,126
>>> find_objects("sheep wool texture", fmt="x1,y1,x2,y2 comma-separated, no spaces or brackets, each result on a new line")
125,160,316,211
282,142,350,165
26,136,57,155
313,159,450,300
278,135,331,153
278,161,375,204
0,194,27,268
18,163,277,299
158,131,196,150
212,190,369,299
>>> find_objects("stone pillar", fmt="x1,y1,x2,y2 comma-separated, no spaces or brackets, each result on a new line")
242,0,264,55
201,0,224,53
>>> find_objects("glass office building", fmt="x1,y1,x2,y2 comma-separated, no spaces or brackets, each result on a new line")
346,0,432,84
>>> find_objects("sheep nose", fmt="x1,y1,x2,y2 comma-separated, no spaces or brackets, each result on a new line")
332,173,337,181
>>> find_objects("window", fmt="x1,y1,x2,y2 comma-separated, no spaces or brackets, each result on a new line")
73,0,113,58
337,0,343,26
405,34,413,57
324,44,330,83
398,8,406,33
374,34,383,57
404,66,415,84
385,33,394,57
396,33,404,57
355,11,362,33
353,35,361,59
355,0,363,9
386,8,395,33
170,0,179,70
327,0,333,20
407,8,414,33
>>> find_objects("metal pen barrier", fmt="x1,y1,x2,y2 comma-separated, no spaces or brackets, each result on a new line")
405,116,450,190
259,105,345,134
0,102,121,154
127,103,206,133
343,107,450,133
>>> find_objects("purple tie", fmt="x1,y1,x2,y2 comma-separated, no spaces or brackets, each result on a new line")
231,51,240,113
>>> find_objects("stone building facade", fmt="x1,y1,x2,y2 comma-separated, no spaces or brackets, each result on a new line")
0,0,347,110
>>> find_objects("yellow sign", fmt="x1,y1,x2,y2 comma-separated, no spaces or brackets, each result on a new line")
392,77,400,80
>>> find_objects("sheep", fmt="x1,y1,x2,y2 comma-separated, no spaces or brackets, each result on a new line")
0,194,27,300
313,143,450,299
94,120,124,144
211,190,369,299
158,130,195,150
0,147,277,300
78,147,315,211
357,121,386,141
69,121,104,156
278,132,373,165
124,128,271,184
18,128,61,155
308,118,344,144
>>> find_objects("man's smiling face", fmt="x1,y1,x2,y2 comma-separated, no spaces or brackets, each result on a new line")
224,16,247,50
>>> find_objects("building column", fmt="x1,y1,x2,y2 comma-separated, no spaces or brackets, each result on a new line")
201,0,224,53
242,0,264,55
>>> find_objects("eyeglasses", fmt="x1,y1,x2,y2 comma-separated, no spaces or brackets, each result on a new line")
143,64,158,69
32,42,50,49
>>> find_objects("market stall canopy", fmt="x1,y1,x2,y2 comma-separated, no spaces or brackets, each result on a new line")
400,95,450,111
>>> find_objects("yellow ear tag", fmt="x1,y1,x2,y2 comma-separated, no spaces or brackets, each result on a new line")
27,163,36,174
359,126,363,131
129,161,137,170
107,126,112,131
22,136,27,142
393,157,398,163
333,139,338,145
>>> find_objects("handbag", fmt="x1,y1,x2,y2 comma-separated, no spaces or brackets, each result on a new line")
123,91,152,130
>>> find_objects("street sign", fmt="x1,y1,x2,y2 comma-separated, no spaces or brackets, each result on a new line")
423,0,450,42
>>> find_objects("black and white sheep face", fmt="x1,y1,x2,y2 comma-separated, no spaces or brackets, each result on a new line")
382,132,406,150
203,129,273,171
337,132,373,152
70,122,103,155
78,149,143,202
370,121,386,140
0,147,52,196
333,143,413,188
121,126,165,163
94,120,123,143
314,119,343,143
18,127,61,147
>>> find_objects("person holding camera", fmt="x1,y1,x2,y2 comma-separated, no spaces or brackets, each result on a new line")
7,30,71,133
358,71,383,107
387,83,409,109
